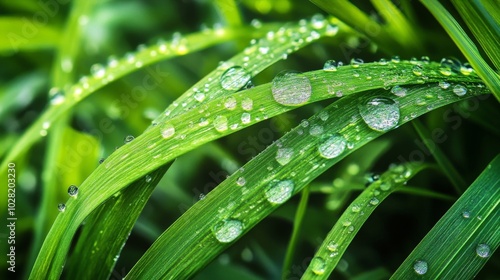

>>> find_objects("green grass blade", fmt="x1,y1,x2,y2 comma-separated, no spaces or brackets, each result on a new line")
65,163,171,279
214,0,242,27
452,0,500,70
0,17,60,52
421,0,500,102
391,154,500,279
125,83,489,279
411,119,467,194
302,162,427,279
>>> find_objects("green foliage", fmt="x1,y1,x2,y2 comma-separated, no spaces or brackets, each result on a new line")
1,0,498,279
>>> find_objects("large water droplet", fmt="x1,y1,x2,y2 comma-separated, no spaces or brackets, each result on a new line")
160,123,175,139
68,185,78,197
213,219,243,243
272,71,312,106
358,97,400,132
213,115,228,132
476,243,490,258
318,133,346,159
266,179,294,204
452,84,467,96
220,66,251,91
413,260,428,275
276,148,294,166
310,257,326,275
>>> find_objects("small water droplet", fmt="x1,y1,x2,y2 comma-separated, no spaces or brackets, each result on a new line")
49,88,66,105
462,211,470,219
350,58,364,68
194,91,205,102
272,71,312,106
351,205,361,213
309,124,324,136
199,117,209,126
342,220,352,227
236,177,246,186
241,98,253,111
378,58,388,65
318,111,329,121
311,257,326,275
276,148,294,166
439,81,450,89
323,60,338,71
241,113,251,124
318,134,346,159
90,64,106,78
266,179,294,204
412,65,424,76
421,56,430,64
391,85,407,97
358,97,400,132
311,14,326,29
369,197,379,205
440,57,461,76
413,260,428,275
68,185,78,197
213,219,243,243
213,115,228,132
220,66,251,91
452,84,467,96
124,135,134,143
391,56,400,63
160,123,175,139
460,63,473,75
476,243,490,258
379,182,391,191
144,175,152,183
327,241,338,252
224,96,237,110
58,203,66,212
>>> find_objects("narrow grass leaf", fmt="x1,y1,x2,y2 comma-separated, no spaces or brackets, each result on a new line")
391,154,500,279
0,17,60,52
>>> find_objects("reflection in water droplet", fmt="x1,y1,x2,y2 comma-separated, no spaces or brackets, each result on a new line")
358,97,400,132
476,243,490,258
213,115,228,132
413,260,428,275
224,96,237,110
213,219,243,243
236,177,246,186
272,71,312,106
318,134,346,159
276,148,294,166
391,86,407,97
68,185,78,197
220,66,251,91
323,60,338,71
311,257,326,275
160,123,175,139
266,179,294,204
439,81,450,89
452,84,467,96
58,203,66,212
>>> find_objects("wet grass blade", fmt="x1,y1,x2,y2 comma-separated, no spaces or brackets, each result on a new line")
391,154,500,279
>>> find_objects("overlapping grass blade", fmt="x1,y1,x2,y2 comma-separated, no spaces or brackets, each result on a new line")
391,154,500,279
126,83,489,278
0,17,60,52
302,162,428,279
421,0,500,101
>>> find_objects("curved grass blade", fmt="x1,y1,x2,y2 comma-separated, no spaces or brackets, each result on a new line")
0,17,60,52
391,154,500,279
421,0,500,101
301,162,427,279
126,84,489,279
29,60,487,279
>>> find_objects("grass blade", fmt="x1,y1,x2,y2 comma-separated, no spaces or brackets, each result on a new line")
391,154,500,279
0,17,60,52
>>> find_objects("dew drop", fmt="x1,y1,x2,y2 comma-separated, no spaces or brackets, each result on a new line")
310,257,326,275
194,91,205,102
213,219,243,243
440,57,461,76
318,133,346,159
241,97,253,111
276,148,294,166
379,182,391,191
220,66,252,91
439,81,450,89
266,179,294,204
58,203,66,212
90,63,106,78
412,65,424,76
323,60,338,71
358,97,400,132
145,175,152,183
309,124,324,136
391,86,407,97
49,88,66,105
199,117,209,126
378,58,388,65
462,211,470,219
124,135,134,143
391,56,400,63
369,197,380,205
476,243,490,258
236,177,246,186
241,113,251,124
213,115,228,132
460,63,473,75
311,14,326,29
68,185,78,197
160,123,175,139
272,71,312,106
413,260,428,275
351,205,361,213
327,241,338,252
452,84,467,96
224,96,237,110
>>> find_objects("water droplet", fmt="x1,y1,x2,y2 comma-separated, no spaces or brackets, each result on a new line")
266,179,294,204
318,134,346,159
194,91,205,102
311,14,326,29
49,88,66,105
310,257,326,275
391,86,407,97
358,97,400,132
318,111,329,121
413,260,428,275
213,115,228,132
342,220,352,227
241,113,251,124
421,56,430,64
391,56,400,63
90,63,106,78
323,60,338,71
221,97,237,111
241,98,253,111
351,205,361,213
460,63,473,75
462,211,470,219
309,124,324,136
199,117,209,126
213,219,243,243
272,71,312,106
350,58,363,68
476,243,490,258
379,182,391,191
58,203,66,212
145,175,152,183
327,241,338,252
378,58,388,65
68,185,78,197
276,148,294,166
439,81,450,89
160,123,175,139
236,177,246,186
369,197,379,205
220,66,251,91
452,84,467,96
412,65,424,76
440,57,461,76
124,135,134,143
